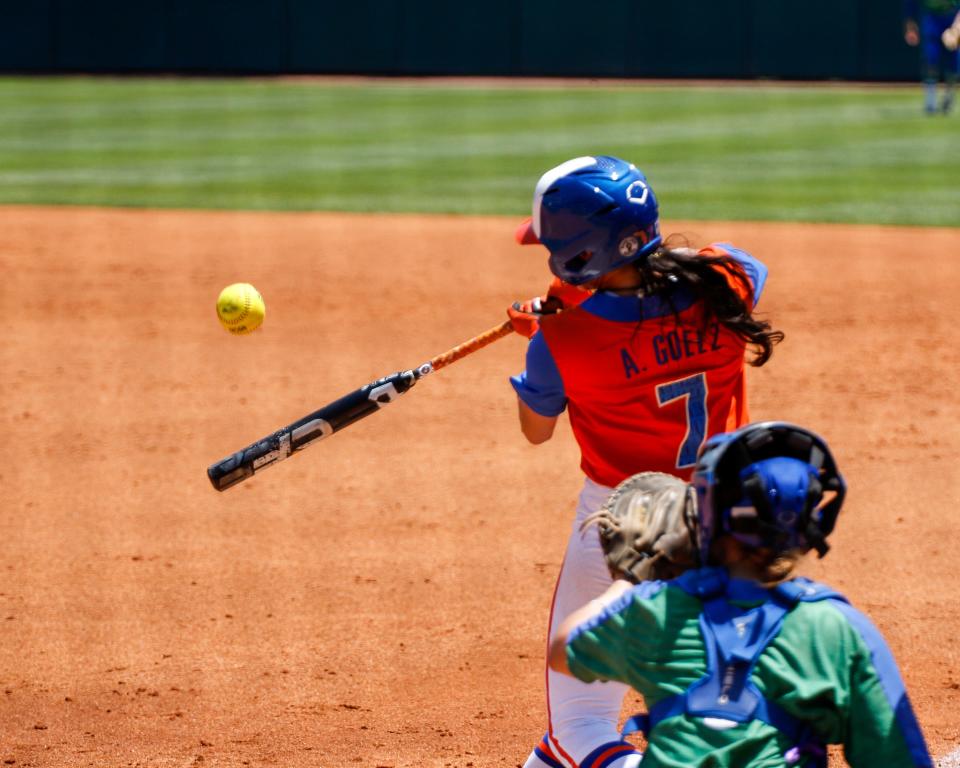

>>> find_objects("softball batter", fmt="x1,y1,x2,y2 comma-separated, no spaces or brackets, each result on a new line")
550,422,932,767
507,155,783,768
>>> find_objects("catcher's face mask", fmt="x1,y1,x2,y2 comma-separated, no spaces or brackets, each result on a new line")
691,422,846,563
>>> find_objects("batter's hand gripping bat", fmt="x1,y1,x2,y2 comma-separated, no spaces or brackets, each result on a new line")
207,320,514,491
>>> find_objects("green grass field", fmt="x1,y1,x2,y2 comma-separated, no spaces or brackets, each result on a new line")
0,76,956,226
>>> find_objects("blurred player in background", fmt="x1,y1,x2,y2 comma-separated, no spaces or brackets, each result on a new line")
507,155,783,768
904,0,960,113
549,422,933,767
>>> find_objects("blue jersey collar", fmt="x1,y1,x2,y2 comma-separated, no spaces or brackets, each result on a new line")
582,287,695,322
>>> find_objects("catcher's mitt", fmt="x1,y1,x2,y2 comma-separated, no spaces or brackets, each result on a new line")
582,471,698,583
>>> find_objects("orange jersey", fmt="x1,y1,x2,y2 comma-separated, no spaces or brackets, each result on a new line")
510,244,767,486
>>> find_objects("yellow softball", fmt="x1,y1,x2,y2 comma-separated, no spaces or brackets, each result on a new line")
216,283,265,335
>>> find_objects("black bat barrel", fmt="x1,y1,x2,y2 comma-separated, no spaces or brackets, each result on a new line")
207,370,417,491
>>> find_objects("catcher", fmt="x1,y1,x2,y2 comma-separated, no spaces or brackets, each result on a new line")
549,422,933,767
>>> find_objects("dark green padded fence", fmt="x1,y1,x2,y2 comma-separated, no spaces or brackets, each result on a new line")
0,0,923,81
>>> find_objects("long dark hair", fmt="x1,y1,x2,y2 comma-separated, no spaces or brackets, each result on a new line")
635,240,783,366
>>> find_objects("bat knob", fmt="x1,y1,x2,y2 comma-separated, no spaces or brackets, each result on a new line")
207,451,255,491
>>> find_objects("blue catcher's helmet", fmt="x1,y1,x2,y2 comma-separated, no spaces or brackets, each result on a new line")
691,422,846,564
515,155,661,285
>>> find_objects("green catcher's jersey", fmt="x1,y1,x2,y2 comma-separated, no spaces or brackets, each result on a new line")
926,0,960,14
565,576,931,768
909,0,960,16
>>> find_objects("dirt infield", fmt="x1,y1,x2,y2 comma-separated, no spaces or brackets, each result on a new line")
1,206,958,767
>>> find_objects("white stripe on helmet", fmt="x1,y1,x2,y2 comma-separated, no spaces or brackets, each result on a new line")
531,156,596,238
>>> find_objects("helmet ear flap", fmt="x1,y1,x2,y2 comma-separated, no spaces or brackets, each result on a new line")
798,432,845,548
802,473,833,557
741,471,771,519
560,250,594,279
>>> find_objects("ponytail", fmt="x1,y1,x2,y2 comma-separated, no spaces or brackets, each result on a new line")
635,242,784,366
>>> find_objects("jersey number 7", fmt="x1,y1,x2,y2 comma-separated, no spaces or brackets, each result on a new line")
656,372,707,469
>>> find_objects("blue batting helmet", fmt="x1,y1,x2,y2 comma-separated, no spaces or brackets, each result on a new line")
691,422,846,563
515,155,661,285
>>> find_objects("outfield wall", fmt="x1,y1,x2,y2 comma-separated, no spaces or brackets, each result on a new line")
1,0,921,81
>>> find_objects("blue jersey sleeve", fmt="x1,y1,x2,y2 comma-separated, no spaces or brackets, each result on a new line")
714,242,768,307
509,331,567,417
829,599,933,767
